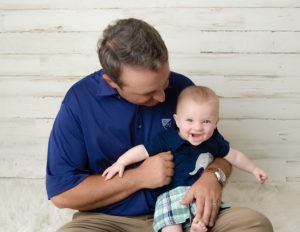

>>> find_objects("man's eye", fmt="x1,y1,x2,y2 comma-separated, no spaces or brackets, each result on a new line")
186,119,193,122
203,120,211,124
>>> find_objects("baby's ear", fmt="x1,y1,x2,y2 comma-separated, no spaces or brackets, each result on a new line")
173,114,179,126
215,118,220,127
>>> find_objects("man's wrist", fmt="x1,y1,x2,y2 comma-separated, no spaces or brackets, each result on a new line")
203,167,227,186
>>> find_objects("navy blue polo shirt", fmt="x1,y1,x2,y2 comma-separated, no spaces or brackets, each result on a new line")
144,125,230,191
46,69,193,216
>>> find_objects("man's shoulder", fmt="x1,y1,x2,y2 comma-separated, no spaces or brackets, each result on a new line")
70,70,101,92
63,70,102,103
169,71,194,92
164,71,194,101
169,71,193,84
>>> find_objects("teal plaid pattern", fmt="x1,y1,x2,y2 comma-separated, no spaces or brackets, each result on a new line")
153,186,193,232
153,186,230,232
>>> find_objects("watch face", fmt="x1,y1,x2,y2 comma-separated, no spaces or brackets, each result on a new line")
217,168,226,185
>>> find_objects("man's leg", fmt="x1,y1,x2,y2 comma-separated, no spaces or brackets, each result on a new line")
184,207,273,232
209,207,273,232
57,212,154,232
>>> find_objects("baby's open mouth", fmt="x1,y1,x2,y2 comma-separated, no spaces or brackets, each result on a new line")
192,133,202,138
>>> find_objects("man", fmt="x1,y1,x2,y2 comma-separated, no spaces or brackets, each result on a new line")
46,18,273,232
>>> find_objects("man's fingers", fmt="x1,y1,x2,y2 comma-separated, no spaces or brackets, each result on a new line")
195,196,205,221
166,167,175,177
165,160,175,168
161,151,174,176
164,176,172,186
209,201,219,227
181,189,194,205
201,199,213,226
162,151,173,161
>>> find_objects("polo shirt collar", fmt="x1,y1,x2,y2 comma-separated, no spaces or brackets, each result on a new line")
167,125,189,151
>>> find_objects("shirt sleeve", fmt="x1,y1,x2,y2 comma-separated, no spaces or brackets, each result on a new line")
213,128,230,158
46,100,89,199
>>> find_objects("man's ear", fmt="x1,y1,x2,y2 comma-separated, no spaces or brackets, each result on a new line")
102,74,119,89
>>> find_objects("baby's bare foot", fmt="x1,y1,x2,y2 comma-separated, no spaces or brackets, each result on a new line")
190,218,207,232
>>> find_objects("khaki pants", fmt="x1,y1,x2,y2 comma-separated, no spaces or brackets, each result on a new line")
57,207,273,232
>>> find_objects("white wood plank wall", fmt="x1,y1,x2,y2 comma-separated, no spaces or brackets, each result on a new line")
0,1,299,231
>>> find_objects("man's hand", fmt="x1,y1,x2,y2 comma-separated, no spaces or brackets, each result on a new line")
181,158,232,227
181,172,222,227
136,151,174,189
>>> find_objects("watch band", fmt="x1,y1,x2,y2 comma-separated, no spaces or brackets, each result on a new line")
204,167,226,186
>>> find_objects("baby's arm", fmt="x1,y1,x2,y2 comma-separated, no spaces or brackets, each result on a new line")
224,148,268,184
102,145,149,180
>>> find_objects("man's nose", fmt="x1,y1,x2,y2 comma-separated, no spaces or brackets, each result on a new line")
153,90,165,102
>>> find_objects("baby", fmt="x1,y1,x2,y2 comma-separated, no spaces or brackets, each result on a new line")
103,85,268,232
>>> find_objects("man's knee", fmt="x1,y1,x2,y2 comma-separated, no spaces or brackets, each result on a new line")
212,207,273,232
245,208,273,232
232,207,273,232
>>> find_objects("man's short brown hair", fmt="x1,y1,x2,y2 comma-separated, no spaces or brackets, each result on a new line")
97,18,168,86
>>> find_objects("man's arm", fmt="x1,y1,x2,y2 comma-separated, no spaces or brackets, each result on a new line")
181,158,232,227
51,151,174,210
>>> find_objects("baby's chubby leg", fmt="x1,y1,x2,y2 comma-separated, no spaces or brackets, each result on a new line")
190,217,207,232
162,224,183,232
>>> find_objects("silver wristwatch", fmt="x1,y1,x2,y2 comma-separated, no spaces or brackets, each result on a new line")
204,167,226,186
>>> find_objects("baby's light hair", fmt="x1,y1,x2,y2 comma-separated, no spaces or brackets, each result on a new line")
176,86,219,115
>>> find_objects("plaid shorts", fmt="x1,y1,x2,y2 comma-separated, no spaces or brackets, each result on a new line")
153,186,230,232
153,186,194,232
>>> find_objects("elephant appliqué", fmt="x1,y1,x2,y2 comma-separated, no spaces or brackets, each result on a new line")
189,152,214,176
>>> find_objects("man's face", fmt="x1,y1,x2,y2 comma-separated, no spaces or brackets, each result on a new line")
105,62,170,106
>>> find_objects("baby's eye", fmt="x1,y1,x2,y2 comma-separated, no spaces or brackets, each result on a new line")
186,119,193,122
202,120,211,124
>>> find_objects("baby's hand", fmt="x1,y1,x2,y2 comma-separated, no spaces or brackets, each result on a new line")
102,162,125,180
252,167,268,184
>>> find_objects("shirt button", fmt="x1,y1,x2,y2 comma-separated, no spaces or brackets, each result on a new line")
138,125,142,129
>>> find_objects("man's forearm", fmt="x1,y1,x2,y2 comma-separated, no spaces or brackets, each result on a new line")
50,152,174,211
51,167,144,210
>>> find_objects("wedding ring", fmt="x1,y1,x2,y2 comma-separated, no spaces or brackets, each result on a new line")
212,202,217,207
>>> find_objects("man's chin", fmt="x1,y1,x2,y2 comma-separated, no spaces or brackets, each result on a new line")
143,101,160,107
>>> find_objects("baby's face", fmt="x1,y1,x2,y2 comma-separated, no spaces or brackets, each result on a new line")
174,100,219,146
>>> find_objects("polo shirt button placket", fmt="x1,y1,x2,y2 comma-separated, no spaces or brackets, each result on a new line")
134,106,144,144
135,106,143,130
